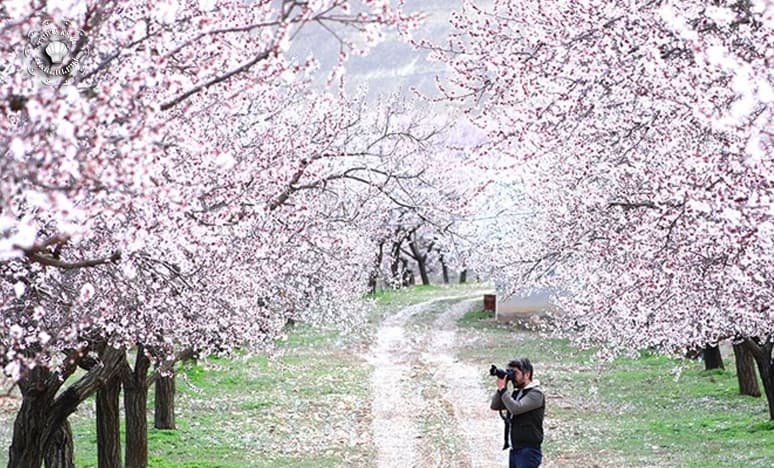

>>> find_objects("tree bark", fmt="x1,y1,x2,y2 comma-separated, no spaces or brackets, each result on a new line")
459,269,467,284
733,342,761,397
415,256,430,286
439,255,449,284
43,420,74,468
9,367,55,468
743,337,774,420
389,240,403,287
146,347,194,434
154,374,176,429
703,344,724,370
406,236,430,286
123,348,151,468
399,257,414,287
368,240,385,294
96,375,122,468
9,346,124,468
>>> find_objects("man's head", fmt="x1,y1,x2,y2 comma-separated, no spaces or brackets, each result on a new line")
507,358,534,388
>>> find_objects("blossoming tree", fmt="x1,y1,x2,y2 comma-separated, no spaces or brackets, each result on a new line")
436,0,773,417
0,0,435,465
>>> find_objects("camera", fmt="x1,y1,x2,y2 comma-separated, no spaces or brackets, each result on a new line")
489,364,514,382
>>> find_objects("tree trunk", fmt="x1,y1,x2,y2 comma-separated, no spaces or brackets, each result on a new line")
406,236,430,286
703,344,724,370
148,348,194,433
368,240,385,294
96,376,122,468
124,349,151,468
9,405,48,467
390,240,403,287
10,367,56,468
459,269,467,284
439,255,449,284
154,375,176,429
43,420,74,468
9,346,124,468
743,338,774,420
733,342,761,397
415,256,430,286
399,258,414,287
367,270,378,294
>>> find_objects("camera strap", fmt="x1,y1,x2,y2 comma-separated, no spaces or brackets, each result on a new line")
498,410,511,450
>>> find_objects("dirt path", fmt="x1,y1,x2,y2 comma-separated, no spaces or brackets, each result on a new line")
368,294,504,468
367,300,428,467
423,298,504,467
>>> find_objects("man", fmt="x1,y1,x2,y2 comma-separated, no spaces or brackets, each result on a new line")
490,358,545,468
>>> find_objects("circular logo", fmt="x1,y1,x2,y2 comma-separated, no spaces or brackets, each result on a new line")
24,19,89,86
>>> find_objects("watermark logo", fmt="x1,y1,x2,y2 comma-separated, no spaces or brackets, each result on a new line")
24,19,89,86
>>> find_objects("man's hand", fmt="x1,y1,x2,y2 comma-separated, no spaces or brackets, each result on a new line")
496,376,507,390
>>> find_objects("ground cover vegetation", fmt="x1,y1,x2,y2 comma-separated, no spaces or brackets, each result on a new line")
1,287,769,466
457,306,774,467
0,320,375,467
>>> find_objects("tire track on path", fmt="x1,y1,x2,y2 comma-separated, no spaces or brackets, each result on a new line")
368,291,500,468
367,299,428,468
422,298,504,468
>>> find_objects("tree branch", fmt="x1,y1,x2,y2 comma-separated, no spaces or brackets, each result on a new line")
160,49,273,111
146,347,195,389
26,250,121,270
607,201,658,210
45,346,126,449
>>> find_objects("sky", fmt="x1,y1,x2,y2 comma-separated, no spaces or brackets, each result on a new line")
287,1,482,102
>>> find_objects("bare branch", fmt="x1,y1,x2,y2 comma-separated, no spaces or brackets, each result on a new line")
607,201,659,210
26,250,121,270
160,49,273,111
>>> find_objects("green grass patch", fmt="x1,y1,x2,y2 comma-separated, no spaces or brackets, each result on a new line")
458,308,494,323
454,318,774,467
367,283,444,303
6,285,769,467
367,283,492,328
369,283,489,308
1,285,483,467
44,319,377,467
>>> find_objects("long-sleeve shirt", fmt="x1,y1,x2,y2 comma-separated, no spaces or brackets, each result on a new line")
490,380,544,415
490,380,545,449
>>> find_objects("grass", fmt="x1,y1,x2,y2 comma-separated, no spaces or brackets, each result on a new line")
367,283,446,304
61,323,378,467
456,311,774,467
367,283,490,322
458,308,495,324
2,284,772,466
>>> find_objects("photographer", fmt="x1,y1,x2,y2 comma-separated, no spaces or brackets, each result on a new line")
490,358,545,468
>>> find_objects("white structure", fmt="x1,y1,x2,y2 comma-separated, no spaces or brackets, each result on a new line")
494,282,559,324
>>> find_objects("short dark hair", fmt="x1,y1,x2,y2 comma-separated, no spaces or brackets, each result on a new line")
508,358,534,379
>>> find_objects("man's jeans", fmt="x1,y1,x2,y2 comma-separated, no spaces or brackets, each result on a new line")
509,447,542,468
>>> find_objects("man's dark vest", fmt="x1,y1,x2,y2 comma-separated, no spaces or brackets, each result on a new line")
508,387,545,449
